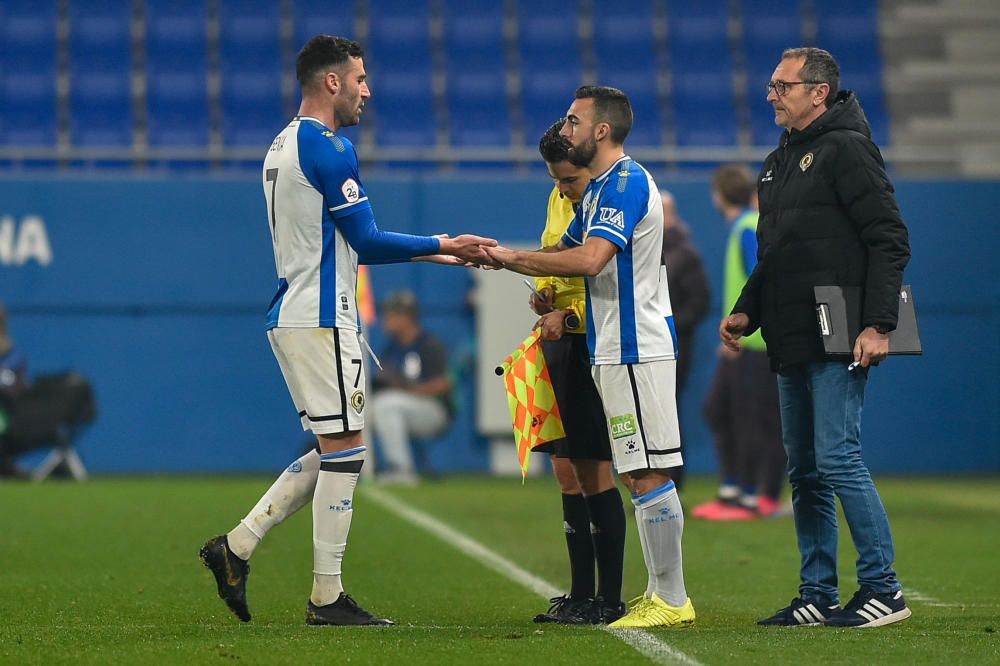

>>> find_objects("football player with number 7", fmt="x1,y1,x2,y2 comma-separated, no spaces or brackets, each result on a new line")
199,35,496,627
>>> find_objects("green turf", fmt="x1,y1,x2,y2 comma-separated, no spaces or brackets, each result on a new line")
0,475,997,665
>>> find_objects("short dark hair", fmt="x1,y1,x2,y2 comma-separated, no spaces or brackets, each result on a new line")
574,86,633,144
538,118,571,163
712,164,755,207
296,35,364,89
781,47,840,108
381,290,419,319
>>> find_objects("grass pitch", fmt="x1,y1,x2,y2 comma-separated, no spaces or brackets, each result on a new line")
0,475,997,665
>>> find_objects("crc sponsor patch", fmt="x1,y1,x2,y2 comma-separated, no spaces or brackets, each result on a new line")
610,413,637,439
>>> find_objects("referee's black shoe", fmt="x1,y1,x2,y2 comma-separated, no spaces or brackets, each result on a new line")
757,596,840,627
199,535,251,622
306,593,395,626
825,588,911,628
589,596,628,625
533,594,593,624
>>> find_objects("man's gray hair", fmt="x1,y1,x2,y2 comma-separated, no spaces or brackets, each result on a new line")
782,47,840,108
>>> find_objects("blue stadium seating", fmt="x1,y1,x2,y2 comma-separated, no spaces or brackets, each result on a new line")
667,1,738,146
0,1,894,166
293,0,355,52
517,0,583,146
592,0,662,145
218,0,286,148
442,0,510,146
742,0,803,145
814,0,889,144
368,1,436,146
69,0,133,147
145,0,210,147
0,0,58,147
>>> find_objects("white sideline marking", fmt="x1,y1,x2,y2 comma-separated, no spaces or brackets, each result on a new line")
905,588,962,608
364,486,704,666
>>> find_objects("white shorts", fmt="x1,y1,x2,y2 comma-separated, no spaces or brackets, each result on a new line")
267,327,367,435
591,360,683,474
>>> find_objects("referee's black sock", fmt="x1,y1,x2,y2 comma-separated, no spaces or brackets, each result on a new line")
586,488,626,606
561,492,596,599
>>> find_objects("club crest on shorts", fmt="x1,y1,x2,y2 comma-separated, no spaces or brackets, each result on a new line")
610,414,637,439
799,152,814,172
351,390,365,414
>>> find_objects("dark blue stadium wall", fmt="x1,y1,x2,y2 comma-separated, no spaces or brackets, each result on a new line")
1,176,997,474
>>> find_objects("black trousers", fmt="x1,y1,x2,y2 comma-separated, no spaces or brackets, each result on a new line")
702,350,786,499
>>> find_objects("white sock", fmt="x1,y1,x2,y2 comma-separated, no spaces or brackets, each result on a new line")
311,445,366,606
636,481,688,607
226,450,321,560
632,494,654,598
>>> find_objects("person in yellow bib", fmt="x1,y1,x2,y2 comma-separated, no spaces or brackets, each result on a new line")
696,164,785,520
528,119,627,625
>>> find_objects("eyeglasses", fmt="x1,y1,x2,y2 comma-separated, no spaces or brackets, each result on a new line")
766,80,820,96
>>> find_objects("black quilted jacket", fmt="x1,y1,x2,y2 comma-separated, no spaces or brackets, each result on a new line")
733,91,911,370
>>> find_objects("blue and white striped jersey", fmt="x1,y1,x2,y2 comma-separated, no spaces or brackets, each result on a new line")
562,156,677,365
263,116,369,330
262,116,436,330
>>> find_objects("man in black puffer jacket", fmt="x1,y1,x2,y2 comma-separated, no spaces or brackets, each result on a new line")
720,47,912,629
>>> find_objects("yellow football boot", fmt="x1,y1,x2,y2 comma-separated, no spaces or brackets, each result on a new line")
625,593,651,614
608,593,696,629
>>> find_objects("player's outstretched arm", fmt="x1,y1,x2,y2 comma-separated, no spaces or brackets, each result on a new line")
484,237,617,278
342,207,441,263
412,254,469,266
408,234,476,267
438,234,499,265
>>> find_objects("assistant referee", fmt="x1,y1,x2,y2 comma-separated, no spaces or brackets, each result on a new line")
529,119,627,626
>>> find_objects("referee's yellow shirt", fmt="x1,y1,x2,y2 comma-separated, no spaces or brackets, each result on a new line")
534,186,587,335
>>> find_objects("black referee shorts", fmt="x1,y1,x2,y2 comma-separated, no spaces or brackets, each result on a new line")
534,334,612,461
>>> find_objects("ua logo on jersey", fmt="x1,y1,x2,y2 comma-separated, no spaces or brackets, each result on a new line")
341,178,360,203
599,207,625,230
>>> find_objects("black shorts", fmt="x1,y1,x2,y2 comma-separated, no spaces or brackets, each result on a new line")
534,334,612,461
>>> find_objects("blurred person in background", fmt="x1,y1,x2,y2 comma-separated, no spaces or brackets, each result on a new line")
369,290,453,485
0,305,29,478
722,48,911,628
658,190,711,490
528,119,627,625
659,190,710,391
0,306,96,480
696,164,785,521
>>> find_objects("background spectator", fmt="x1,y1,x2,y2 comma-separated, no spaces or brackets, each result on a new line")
370,291,453,484
660,190,711,490
0,305,29,478
696,165,786,520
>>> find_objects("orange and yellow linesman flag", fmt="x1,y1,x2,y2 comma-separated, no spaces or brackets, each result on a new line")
495,329,565,480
